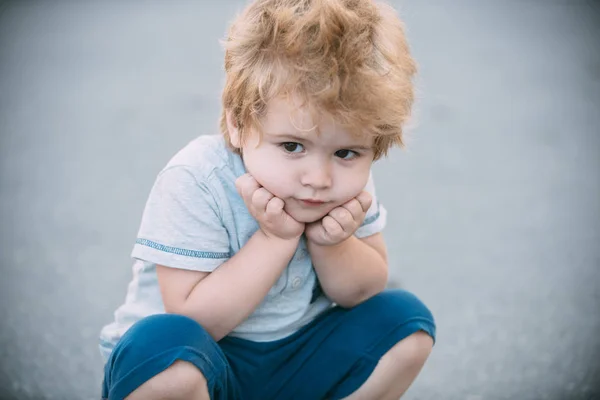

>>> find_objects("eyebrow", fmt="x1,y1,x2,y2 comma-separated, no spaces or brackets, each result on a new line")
267,132,313,144
265,132,372,150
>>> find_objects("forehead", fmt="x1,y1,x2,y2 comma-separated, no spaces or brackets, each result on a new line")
261,96,371,146
262,96,317,130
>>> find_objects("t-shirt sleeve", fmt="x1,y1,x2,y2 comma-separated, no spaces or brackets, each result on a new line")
354,171,388,238
131,166,231,272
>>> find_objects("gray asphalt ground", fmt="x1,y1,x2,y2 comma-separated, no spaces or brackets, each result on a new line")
1,1,599,399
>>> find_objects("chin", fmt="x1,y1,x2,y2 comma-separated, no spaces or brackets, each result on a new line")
289,212,323,224
285,207,326,224
296,214,326,224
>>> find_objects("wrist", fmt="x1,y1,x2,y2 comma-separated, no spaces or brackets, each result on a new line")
257,229,301,249
307,234,353,252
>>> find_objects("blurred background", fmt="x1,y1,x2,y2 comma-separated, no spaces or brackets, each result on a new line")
1,1,599,399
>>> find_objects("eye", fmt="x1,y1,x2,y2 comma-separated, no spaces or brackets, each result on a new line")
335,149,358,160
281,142,304,153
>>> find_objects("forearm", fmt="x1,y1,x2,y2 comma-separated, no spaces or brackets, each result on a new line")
182,230,298,340
308,235,388,308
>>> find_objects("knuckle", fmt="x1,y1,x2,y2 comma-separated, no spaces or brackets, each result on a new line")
337,209,352,224
265,207,278,219
265,197,281,214
334,208,346,218
252,188,268,204
251,188,261,201
355,198,365,210
344,200,360,216
325,217,340,232
271,197,283,208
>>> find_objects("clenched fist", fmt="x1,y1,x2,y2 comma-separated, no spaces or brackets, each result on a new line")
305,191,372,246
236,174,305,241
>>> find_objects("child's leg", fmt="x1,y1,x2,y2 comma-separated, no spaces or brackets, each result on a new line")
255,289,436,400
341,331,433,400
125,359,209,400
101,314,241,400
331,290,436,400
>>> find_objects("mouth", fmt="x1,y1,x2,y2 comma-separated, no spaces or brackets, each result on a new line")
298,199,327,207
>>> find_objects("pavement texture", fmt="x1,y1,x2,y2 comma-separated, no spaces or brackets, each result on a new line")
1,1,599,399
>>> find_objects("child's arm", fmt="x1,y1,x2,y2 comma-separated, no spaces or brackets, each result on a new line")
157,174,305,341
158,231,298,341
306,192,389,308
308,233,388,308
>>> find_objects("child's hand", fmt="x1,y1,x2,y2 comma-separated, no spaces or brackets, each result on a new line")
236,173,305,241
305,191,372,246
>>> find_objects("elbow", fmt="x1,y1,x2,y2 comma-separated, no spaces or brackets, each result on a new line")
333,265,388,308
366,260,389,299
164,301,230,342
334,287,379,308
334,292,368,309
163,301,183,315
341,283,387,308
334,283,387,309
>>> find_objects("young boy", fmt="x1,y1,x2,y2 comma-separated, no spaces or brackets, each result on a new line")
99,0,436,399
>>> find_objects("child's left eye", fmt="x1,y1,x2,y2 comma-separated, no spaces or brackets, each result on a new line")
335,149,358,160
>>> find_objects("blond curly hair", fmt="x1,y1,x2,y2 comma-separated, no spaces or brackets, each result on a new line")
220,0,417,160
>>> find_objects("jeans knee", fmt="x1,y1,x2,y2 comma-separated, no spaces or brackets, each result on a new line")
105,314,223,400
362,290,435,326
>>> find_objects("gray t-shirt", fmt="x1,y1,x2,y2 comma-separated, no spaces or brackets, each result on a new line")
99,134,387,360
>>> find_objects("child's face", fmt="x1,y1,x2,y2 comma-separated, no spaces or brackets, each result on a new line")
230,97,374,223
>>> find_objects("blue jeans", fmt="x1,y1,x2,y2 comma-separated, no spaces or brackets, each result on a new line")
102,289,436,400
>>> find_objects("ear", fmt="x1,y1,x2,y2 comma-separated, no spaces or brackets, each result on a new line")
226,110,241,148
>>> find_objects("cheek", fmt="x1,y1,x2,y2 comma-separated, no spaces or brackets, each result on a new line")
259,172,293,198
244,154,294,198
335,184,365,204
332,169,371,205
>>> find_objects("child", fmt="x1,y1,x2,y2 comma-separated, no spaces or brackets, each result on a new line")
99,0,436,398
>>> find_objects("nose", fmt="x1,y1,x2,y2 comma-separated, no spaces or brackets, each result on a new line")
300,162,332,190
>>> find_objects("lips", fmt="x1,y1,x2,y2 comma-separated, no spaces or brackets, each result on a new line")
299,199,326,206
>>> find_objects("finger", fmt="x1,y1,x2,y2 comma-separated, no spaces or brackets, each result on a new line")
252,187,274,212
322,215,344,238
237,174,261,203
265,196,285,218
356,191,373,212
234,173,250,195
341,198,363,221
329,207,354,232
